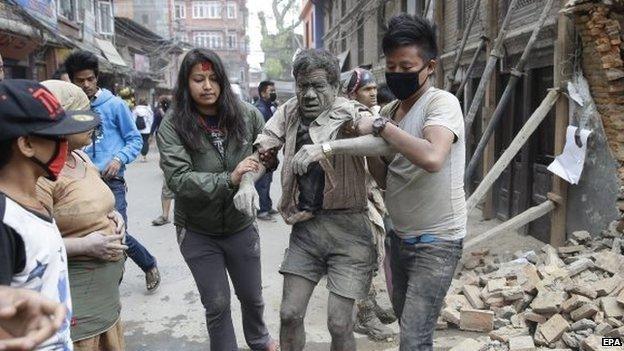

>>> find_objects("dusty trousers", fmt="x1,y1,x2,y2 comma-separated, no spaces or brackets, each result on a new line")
177,225,271,351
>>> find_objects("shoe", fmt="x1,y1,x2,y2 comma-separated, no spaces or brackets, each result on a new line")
257,212,273,221
151,216,170,226
268,208,279,215
354,315,396,341
145,266,161,293
375,305,398,325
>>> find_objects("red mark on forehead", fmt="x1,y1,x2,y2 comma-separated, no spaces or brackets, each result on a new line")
201,61,213,71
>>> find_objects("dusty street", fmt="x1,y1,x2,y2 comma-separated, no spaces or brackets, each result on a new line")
119,149,543,350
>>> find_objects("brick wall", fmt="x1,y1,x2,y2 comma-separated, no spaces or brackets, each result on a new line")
568,2,624,223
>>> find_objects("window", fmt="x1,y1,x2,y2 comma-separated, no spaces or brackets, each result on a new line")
192,1,221,19
227,33,237,49
226,2,237,19
174,2,186,19
98,1,113,34
208,32,223,48
194,31,223,48
58,0,77,21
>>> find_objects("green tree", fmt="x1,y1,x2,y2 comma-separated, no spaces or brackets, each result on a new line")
259,0,303,80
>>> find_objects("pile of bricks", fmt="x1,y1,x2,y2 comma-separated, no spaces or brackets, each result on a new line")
440,221,624,350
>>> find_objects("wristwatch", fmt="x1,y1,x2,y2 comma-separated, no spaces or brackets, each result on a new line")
372,117,391,137
322,143,333,158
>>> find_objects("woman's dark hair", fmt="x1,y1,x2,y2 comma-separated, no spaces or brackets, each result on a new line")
172,48,245,150
64,50,100,81
51,65,67,80
382,14,438,61
0,139,14,171
292,49,340,88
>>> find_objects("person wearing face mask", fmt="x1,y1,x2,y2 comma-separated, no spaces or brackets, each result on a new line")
36,80,128,351
290,14,466,350
0,79,105,351
253,81,279,220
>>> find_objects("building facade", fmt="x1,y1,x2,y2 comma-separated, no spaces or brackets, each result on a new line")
170,0,250,99
114,0,174,39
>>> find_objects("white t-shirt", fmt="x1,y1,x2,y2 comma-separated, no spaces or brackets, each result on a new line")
0,194,73,351
133,105,154,134
385,88,467,240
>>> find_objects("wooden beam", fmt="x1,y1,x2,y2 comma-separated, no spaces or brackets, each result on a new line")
465,200,556,249
481,0,499,219
467,89,560,214
550,0,574,247
434,0,445,88
445,0,482,91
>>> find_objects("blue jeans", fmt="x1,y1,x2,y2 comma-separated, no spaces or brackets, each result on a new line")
105,178,157,272
389,232,463,351
254,172,273,213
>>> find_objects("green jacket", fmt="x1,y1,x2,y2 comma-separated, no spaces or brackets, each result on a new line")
157,102,265,236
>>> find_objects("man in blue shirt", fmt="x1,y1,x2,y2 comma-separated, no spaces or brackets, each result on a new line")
64,50,161,293
254,81,279,220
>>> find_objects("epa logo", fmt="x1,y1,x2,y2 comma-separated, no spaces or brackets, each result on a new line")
603,337,623,347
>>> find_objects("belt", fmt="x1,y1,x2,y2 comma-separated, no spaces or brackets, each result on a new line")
401,233,438,245
315,208,367,215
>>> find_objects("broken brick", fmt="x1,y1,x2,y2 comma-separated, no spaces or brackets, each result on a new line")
595,322,613,335
539,314,570,343
523,311,547,324
562,294,590,313
448,338,485,351
487,278,507,293
601,296,624,318
594,251,624,274
570,303,600,321
462,284,485,309
508,335,536,351
459,309,494,332
441,307,460,326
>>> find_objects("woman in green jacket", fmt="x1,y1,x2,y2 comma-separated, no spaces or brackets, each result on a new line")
157,48,277,351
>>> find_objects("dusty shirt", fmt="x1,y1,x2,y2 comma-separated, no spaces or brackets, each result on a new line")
383,88,467,240
255,96,372,220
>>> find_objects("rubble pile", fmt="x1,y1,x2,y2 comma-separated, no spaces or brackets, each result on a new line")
440,221,624,351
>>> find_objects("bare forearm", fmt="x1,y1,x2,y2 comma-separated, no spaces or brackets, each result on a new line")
379,124,445,172
329,135,396,157
63,238,88,257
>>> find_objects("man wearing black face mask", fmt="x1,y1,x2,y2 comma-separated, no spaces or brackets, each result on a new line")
254,80,279,220
292,14,465,350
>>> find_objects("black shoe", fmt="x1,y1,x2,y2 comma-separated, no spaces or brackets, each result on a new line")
268,208,279,215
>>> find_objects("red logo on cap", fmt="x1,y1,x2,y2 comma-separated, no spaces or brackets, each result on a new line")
32,88,62,119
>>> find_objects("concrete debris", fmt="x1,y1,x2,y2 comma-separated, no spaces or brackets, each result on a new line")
445,222,624,350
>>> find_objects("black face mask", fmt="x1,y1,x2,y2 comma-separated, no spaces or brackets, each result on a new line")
269,92,277,102
385,65,429,101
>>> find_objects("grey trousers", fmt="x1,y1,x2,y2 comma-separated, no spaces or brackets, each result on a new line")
389,232,463,351
177,225,271,351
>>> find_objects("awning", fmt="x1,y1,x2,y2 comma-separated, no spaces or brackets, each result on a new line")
95,38,127,67
337,50,350,72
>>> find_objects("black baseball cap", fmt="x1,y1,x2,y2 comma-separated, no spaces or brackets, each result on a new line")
0,79,100,141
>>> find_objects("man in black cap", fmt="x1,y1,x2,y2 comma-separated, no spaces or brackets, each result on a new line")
0,79,100,350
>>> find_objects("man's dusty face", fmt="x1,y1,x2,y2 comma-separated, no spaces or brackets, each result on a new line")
72,69,98,98
296,69,337,120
